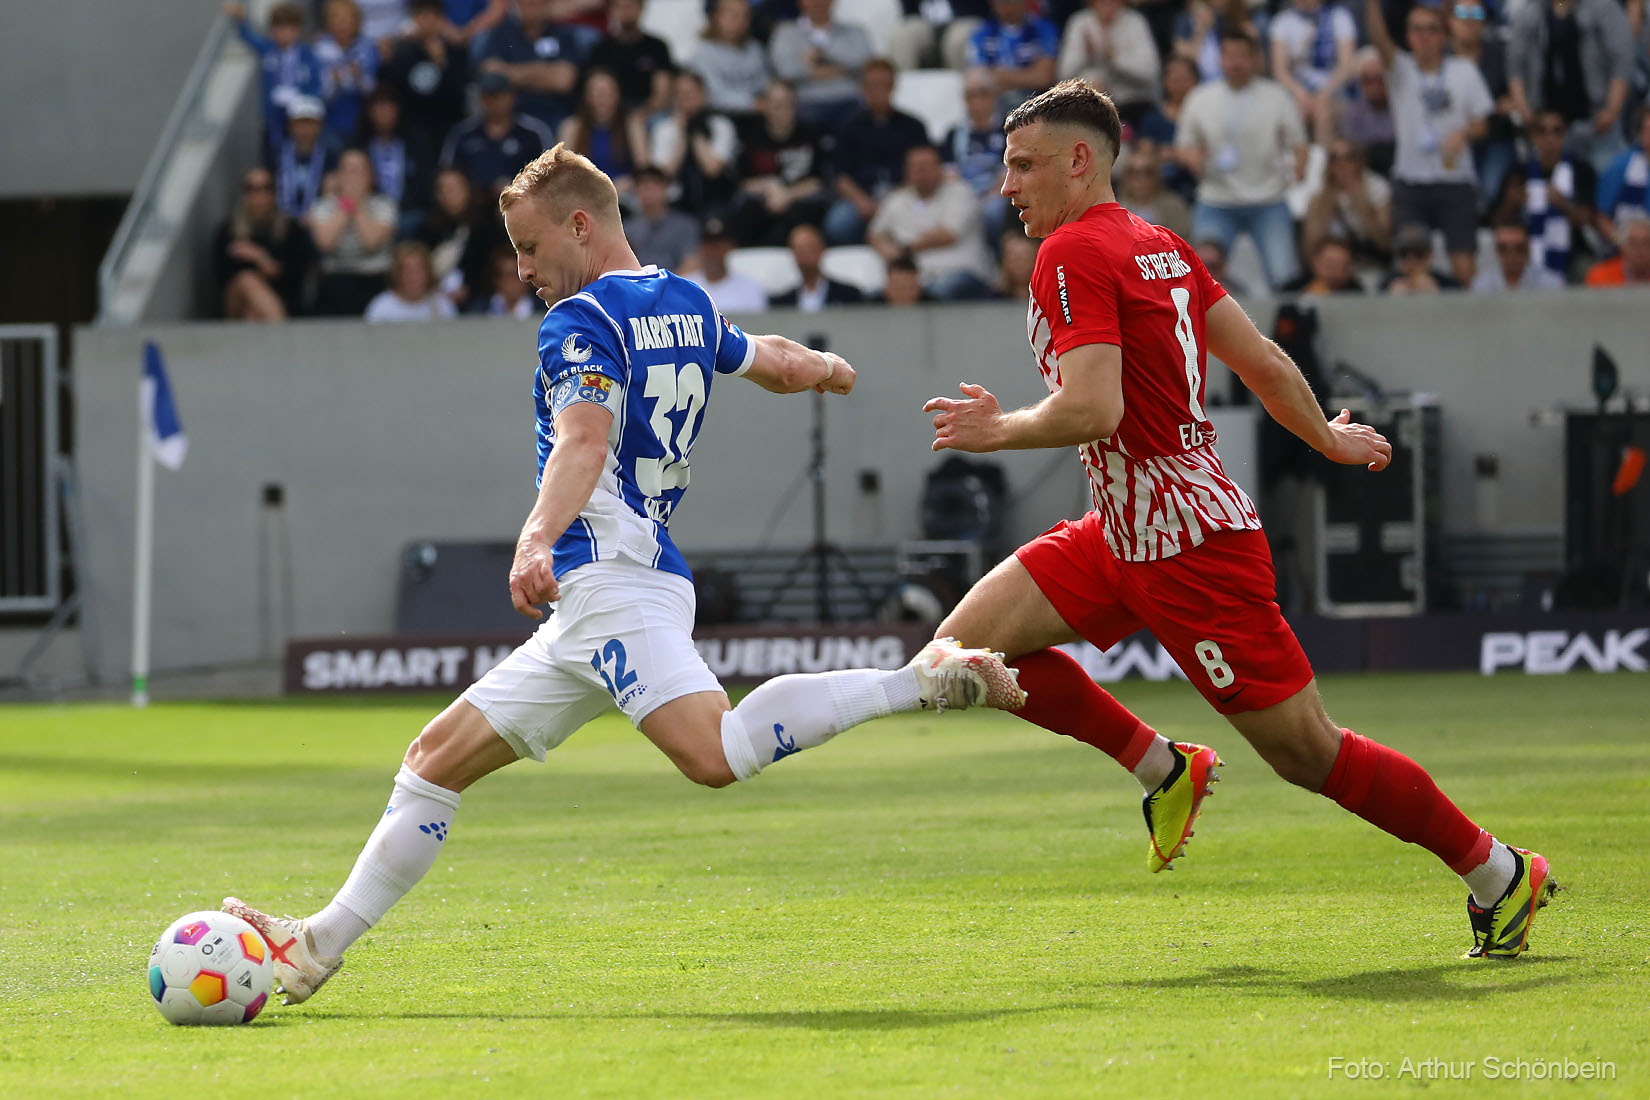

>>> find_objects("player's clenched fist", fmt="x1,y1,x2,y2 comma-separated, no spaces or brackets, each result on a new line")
924,383,1004,453
508,539,560,619
816,352,855,395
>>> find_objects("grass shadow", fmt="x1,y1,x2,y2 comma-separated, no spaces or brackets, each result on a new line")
320,1003,1057,1031
1121,958,1578,1003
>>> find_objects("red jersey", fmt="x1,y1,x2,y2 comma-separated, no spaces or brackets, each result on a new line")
1026,203,1261,562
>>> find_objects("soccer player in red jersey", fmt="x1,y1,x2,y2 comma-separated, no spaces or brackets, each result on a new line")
923,80,1556,958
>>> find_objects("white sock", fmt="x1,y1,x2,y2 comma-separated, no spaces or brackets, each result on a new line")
1131,735,1176,792
307,765,462,957
720,667,923,781
1462,839,1517,906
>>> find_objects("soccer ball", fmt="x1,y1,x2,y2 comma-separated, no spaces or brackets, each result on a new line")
147,911,274,1025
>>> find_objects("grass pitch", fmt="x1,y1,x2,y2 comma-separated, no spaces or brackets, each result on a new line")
1,672,1646,1098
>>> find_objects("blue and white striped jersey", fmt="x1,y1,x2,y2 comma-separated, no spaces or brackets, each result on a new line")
534,266,755,581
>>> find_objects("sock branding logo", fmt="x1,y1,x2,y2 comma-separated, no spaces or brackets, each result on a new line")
418,821,449,841
771,723,799,763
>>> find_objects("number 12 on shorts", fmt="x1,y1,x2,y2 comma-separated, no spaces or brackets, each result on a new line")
1194,640,1234,688
591,639,638,701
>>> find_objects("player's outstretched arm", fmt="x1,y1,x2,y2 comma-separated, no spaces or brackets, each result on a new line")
743,333,856,395
1204,295,1392,471
508,402,613,619
924,343,1123,453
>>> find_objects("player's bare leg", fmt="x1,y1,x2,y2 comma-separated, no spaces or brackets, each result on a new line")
1226,679,1558,957
648,644,1028,785
226,699,517,1003
938,554,1222,871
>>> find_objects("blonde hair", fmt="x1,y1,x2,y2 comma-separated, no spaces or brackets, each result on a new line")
498,144,621,226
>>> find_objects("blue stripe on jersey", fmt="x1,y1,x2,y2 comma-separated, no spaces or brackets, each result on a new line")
535,267,753,583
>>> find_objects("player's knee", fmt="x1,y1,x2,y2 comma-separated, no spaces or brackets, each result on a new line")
675,748,737,789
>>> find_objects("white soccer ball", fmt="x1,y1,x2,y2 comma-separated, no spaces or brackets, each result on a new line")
147,910,274,1025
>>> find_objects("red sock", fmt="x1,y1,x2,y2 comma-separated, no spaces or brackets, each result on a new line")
1320,730,1493,873
1010,648,1159,769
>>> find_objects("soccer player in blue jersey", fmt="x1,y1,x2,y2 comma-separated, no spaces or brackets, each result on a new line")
225,145,1026,1006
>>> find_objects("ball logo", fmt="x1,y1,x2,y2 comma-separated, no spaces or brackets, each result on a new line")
561,333,594,364
1056,265,1072,324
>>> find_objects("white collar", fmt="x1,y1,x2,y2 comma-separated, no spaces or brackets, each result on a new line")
600,265,660,278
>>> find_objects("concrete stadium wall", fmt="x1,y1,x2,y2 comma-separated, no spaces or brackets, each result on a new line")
70,289,1650,674
0,0,225,197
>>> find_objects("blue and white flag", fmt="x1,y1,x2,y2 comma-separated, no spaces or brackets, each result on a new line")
142,341,187,470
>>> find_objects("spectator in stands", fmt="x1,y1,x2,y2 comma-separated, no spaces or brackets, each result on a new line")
868,144,995,299
770,0,874,128
357,0,411,43
1268,0,1357,146
625,166,702,269
1281,237,1364,295
880,254,929,304
309,148,399,314
587,0,675,113
1585,212,1650,284
1597,107,1650,227
692,0,772,114
273,96,339,217
361,88,434,223
484,244,540,316
1058,0,1161,127
1449,0,1517,213
413,166,499,306
995,228,1037,299
1366,0,1492,287
688,216,768,311
383,0,471,154
227,1,322,156
1133,55,1199,202
967,0,1059,111
479,0,584,130
1177,28,1307,292
1117,138,1191,240
316,0,380,142
1194,235,1247,296
733,81,829,245
1525,108,1606,283
1382,224,1462,293
944,70,1010,245
1173,0,1257,85
1509,0,1635,175
1338,49,1395,178
1472,222,1566,291
440,0,510,50
650,69,741,215
1302,138,1392,278
772,223,865,308
888,0,988,72
215,166,316,320
441,72,557,192
558,67,648,199
823,59,929,244
365,240,458,319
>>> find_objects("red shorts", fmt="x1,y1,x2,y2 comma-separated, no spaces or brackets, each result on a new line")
1016,516,1313,715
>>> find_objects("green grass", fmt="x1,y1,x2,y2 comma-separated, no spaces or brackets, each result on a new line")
1,672,1646,1098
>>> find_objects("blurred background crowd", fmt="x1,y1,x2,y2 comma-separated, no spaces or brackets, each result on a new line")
213,0,1650,322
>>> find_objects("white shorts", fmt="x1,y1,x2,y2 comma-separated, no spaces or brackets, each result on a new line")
461,560,724,761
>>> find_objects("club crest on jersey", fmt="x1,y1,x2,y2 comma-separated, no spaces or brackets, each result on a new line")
1056,265,1072,324
561,333,594,364
578,373,613,404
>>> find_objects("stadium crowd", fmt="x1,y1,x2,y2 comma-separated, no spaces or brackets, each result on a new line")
214,0,1650,321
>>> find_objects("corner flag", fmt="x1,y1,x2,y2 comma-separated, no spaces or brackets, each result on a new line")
142,341,188,469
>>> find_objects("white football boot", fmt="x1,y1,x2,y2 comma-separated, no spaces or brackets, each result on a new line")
908,637,1027,712
222,897,343,1005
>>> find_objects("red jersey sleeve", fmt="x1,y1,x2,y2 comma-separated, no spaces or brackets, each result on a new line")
1031,232,1122,357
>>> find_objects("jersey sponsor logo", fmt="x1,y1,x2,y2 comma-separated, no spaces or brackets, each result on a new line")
578,373,614,404
628,312,707,351
1134,249,1193,281
561,333,594,364
1056,264,1072,324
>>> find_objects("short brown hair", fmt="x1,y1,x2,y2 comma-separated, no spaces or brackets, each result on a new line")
498,143,621,225
269,2,306,27
1004,79,1123,164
